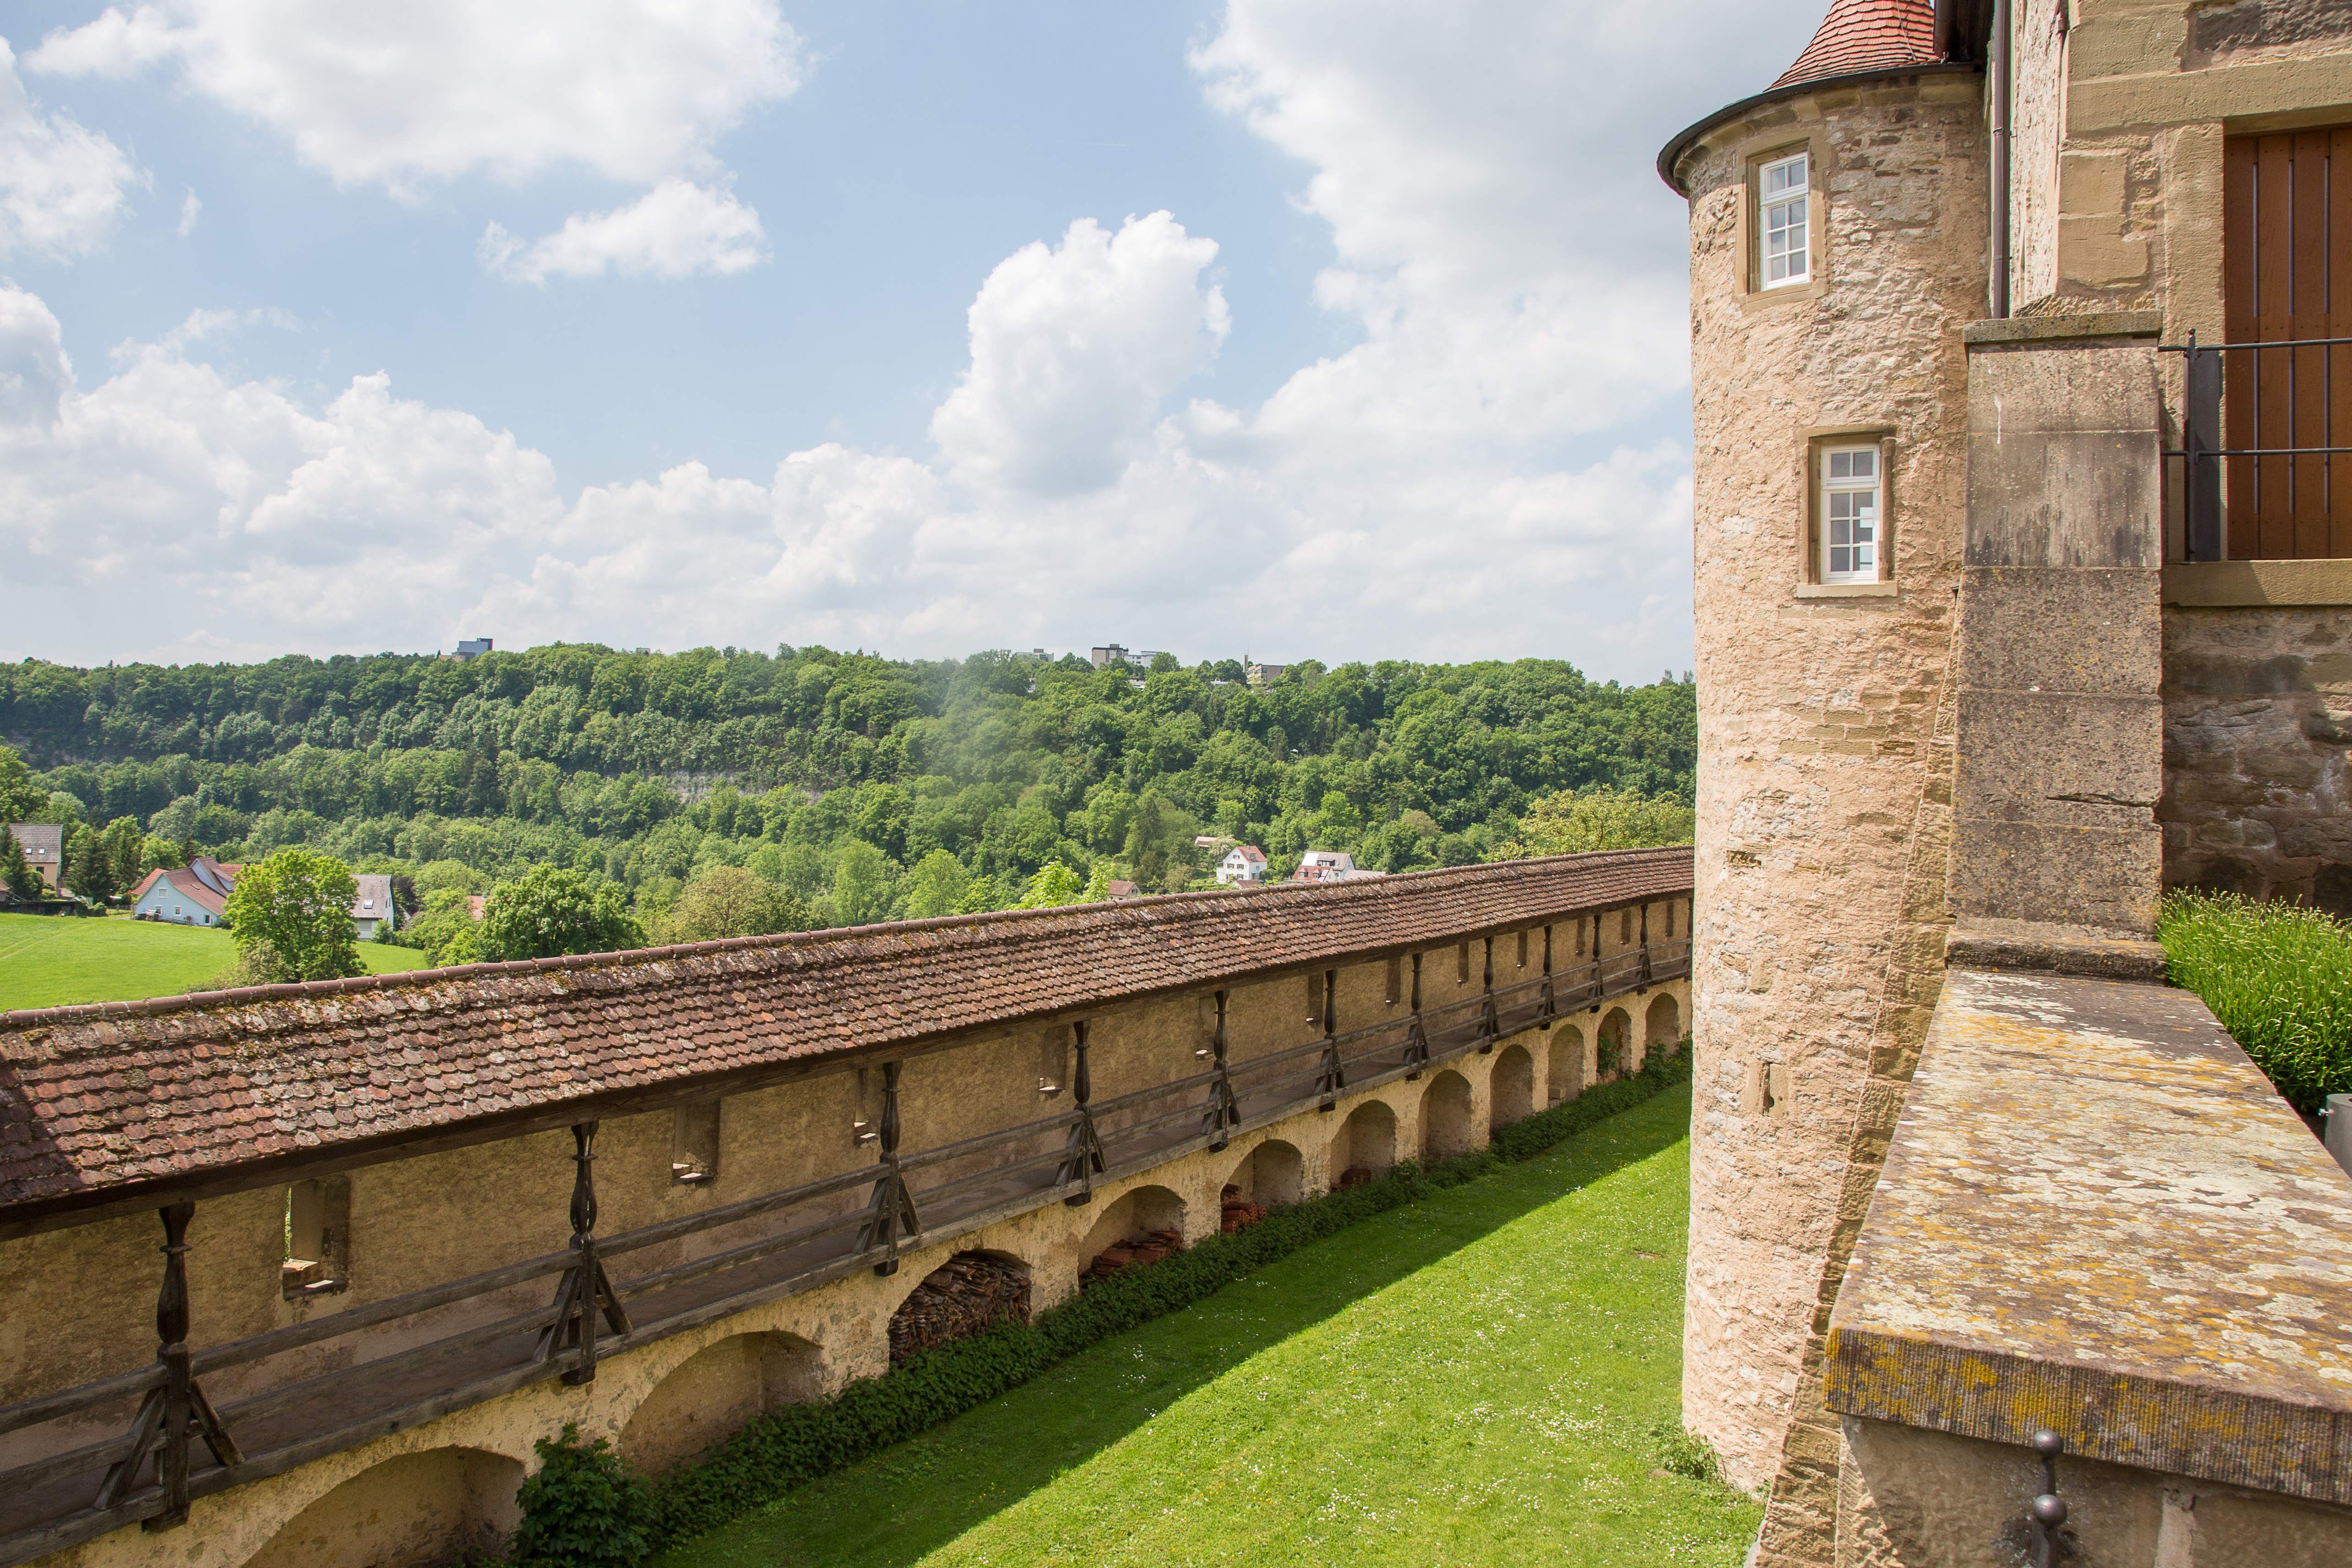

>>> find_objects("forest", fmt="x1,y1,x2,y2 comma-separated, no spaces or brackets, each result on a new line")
0,643,1694,938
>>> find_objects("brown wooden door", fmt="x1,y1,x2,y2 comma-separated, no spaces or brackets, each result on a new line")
2223,127,2352,559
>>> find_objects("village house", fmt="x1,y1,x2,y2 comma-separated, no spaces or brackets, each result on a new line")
1215,844,1267,884
352,873,398,939
3,825,62,893
128,859,241,927
1292,850,1381,884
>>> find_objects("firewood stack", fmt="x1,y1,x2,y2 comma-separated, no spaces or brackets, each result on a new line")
1082,1228,1185,1283
888,1252,1033,1364
1219,1183,1266,1233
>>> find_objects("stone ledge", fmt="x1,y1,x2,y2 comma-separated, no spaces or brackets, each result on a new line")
1825,968,2352,1506
2164,558,2352,608
1961,311,2163,345
1793,581,1899,599
1943,917,2167,981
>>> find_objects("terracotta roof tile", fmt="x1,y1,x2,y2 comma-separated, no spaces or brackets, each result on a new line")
0,850,1690,1221
1773,0,1940,88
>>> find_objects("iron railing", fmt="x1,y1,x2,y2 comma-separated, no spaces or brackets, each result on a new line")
2164,331,2352,561
0,938,1688,1564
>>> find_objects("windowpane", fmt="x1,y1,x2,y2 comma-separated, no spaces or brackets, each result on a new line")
1759,154,1810,287
1820,444,1882,584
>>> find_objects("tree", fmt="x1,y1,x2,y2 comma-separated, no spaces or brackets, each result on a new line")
0,827,40,900
903,849,970,919
221,848,363,982
476,866,643,961
661,865,808,943
1017,860,1083,909
102,817,144,895
0,745,44,823
1496,787,1695,859
829,840,894,927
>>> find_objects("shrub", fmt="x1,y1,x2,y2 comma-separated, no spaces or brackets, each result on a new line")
2157,891,2352,1113
1650,1417,1724,1483
636,1044,1694,1553
513,1425,653,1568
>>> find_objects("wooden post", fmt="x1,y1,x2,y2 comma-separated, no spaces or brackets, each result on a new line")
861,1063,923,1270
1405,952,1428,1079
101,1202,243,1527
1061,1023,1106,1204
542,1122,632,1382
1204,990,1239,1150
1316,969,1345,1109
1479,937,1499,1051
1541,923,1556,1027
1638,903,1653,990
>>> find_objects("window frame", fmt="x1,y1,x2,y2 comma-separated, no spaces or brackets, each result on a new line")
1756,150,1813,291
1800,428,1898,591
1818,443,1885,585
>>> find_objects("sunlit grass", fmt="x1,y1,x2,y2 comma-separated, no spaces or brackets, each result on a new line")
0,911,426,1011
660,1086,1752,1568
2158,891,2352,1112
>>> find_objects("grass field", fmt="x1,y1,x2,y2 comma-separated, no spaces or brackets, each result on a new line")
0,912,428,1011
660,1085,1751,1568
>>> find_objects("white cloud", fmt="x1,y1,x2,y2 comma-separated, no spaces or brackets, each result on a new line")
0,37,142,260
931,213,1229,496
480,180,768,285
176,186,199,235
29,1,800,282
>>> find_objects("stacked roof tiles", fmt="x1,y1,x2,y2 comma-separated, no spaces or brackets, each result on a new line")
1772,0,1940,89
0,850,1691,1222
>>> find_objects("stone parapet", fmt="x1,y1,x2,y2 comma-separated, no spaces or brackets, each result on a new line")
1826,965,2352,1561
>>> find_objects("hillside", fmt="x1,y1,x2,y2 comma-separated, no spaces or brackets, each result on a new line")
0,645,1693,926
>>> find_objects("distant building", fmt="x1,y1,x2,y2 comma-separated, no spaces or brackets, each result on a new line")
451,637,494,661
352,874,398,939
467,894,486,921
1245,662,1288,690
1194,834,1236,851
1103,879,1139,899
1216,845,1268,885
130,858,242,927
5,824,62,892
1090,644,1171,671
1290,850,1383,885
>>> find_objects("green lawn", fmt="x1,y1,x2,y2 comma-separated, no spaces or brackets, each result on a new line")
660,1085,1751,1568
0,912,428,1011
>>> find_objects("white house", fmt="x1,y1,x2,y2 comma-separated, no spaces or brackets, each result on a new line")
129,858,241,927
1291,850,1384,884
1216,845,1268,885
352,873,398,938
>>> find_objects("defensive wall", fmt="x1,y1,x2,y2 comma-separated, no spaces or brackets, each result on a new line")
0,850,1693,1568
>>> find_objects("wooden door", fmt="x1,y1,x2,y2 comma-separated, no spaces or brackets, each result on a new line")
2223,127,2352,559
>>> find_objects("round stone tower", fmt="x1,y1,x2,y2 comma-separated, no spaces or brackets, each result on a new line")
1657,0,1988,1507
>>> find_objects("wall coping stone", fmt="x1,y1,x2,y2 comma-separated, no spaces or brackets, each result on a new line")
2164,559,2352,608
1826,967,2352,1505
1944,918,2166,981
1960,311,2164,345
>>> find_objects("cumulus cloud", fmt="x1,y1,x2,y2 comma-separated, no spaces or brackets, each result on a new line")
0,38,141,260
480,180,768,285
30,1,800,281
175,187,199,235
932,213,1229,495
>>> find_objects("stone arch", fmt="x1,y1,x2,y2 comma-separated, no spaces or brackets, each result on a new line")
241,1446,524,1568
1420,1070,1475,1164
1228,1139,1303,1207
887,1250,1032,1366
1077,1185,1187,1283
1332,1099,1396,1186
620,1330,822,1474
1548,1022,1587,1105
1646,992,1682,1053
1490,1044,1535,1131
1597,1007,1633,1081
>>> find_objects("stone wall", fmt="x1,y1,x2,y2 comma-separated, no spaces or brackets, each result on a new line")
2162,602,2352,911
1676,71,1984,1521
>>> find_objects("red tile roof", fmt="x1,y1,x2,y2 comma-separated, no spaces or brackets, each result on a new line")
1773,0,1941,88
0,850,1690,1225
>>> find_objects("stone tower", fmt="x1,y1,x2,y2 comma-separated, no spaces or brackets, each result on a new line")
1656,0,1986,1508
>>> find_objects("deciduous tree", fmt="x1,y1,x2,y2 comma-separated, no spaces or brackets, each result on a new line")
221,848,363,981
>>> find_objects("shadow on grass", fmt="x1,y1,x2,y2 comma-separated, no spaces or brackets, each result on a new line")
660,1086,1695,1568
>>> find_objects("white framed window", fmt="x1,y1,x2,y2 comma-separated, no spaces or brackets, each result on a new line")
1820,444,1881,583
1760,152,1810,288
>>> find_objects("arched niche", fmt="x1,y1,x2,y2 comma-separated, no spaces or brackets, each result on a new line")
1420,1071,1475,1165
1598,1007,1634,1081
887,1250,1033,1366
1228,1139,1303,1208
1548,1022,1587,1105
1646,992,1683,1053
1077,1184,1187,1283
1491,1044,1535,1131
241,1447,524,1568
1332,1099,1396,1187
619,1330,822,1475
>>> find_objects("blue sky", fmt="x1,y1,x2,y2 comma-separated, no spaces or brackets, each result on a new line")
0,1,1823,681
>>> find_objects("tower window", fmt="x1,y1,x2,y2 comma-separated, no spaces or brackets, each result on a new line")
1760,153,1810,287
672,1101,721,1185
1820,446,1881,583
283,1176,351,1299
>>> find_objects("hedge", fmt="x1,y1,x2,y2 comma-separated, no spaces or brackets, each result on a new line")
523,1044,1694,1563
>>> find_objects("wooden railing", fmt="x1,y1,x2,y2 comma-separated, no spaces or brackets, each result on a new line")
0,938,1688,1564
